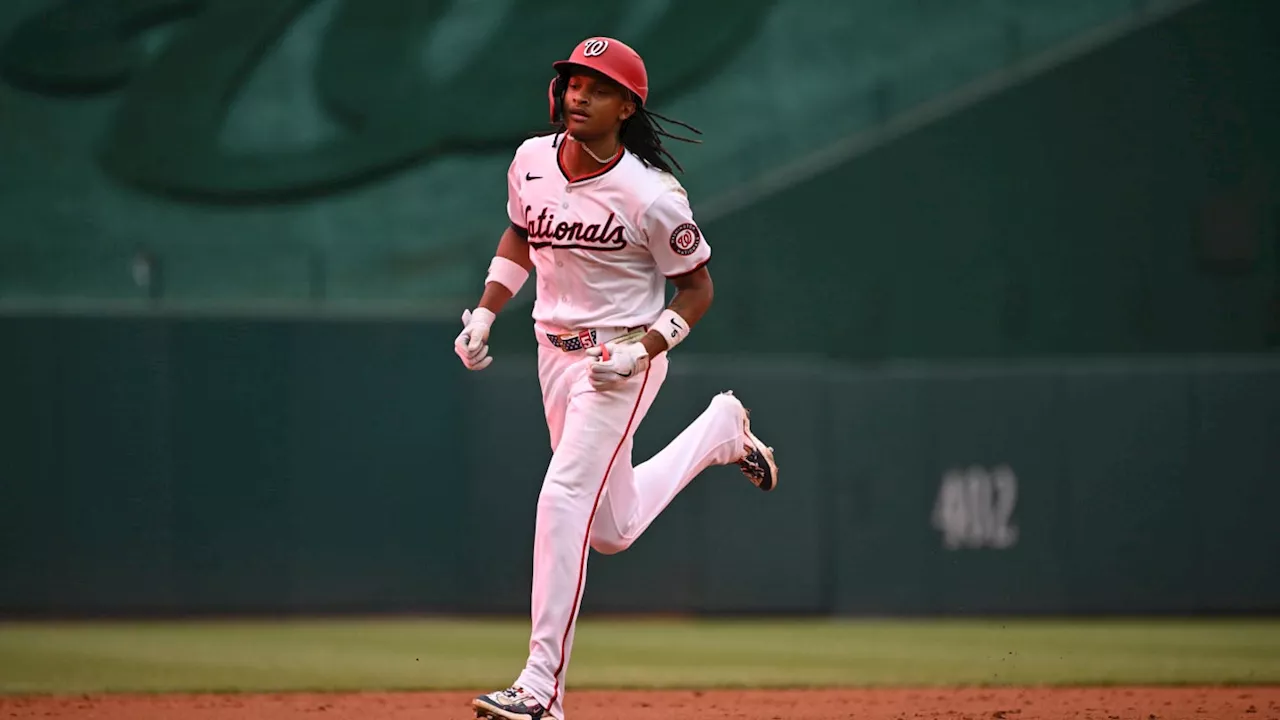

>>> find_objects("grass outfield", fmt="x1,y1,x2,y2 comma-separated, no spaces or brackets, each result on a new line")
0,618,1277,694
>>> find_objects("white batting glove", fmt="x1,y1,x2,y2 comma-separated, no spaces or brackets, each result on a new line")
454,307,496,371
585,342,650,390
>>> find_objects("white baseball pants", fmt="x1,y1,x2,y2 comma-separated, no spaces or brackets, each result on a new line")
514,340,745,719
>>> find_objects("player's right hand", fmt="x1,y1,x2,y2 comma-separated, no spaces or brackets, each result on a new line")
454,307,496,371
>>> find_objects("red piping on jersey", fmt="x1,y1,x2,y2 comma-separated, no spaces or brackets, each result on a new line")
557,137,624,183
665,257,711,279
545,366,651,713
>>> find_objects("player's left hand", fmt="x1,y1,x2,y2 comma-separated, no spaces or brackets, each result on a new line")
585,342,650,390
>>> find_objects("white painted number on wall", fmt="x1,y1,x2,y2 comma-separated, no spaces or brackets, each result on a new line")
931,465,1019,550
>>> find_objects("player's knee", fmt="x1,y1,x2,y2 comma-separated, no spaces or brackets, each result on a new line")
589,532,630,556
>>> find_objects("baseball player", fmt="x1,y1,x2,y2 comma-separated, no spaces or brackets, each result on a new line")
458,37,779,720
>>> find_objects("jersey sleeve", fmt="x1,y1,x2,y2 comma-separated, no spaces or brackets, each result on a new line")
642,188,711,277
506,153,525,232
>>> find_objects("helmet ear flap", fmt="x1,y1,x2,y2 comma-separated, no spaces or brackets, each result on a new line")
548,74,568,123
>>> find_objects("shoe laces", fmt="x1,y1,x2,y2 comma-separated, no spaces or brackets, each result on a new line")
502,687,539,706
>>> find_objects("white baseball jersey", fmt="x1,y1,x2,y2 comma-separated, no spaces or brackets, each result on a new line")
505,134,712,332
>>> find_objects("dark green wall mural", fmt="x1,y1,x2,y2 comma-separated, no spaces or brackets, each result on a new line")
2,0,1274,359
1,0,771,202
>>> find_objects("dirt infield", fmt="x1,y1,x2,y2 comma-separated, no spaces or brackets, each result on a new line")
2,688,1277,720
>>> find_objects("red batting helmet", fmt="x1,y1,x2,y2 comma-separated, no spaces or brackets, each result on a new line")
549,37,649,120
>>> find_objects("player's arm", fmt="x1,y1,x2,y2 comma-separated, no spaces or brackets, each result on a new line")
588,189,711,389
455,152,532,371
635,187,713,358
639,266,713,358
478,149,534,316
455,224,531,371
476,224,533,315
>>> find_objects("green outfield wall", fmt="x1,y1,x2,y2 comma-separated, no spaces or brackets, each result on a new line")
2,316,1277,617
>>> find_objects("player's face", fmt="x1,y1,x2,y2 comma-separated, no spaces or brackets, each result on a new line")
563,71,635,140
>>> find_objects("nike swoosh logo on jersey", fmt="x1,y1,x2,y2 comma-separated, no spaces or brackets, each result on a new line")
525,173,542,181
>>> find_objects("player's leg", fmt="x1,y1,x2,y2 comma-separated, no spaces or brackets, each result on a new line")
474,345,592,720
588,388,775,555
537,345,573,452
509,355,668,720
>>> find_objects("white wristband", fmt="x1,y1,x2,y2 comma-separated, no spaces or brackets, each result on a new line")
651,309,691,350
485,256,529,296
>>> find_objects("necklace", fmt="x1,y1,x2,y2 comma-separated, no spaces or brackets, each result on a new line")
570,135,620,165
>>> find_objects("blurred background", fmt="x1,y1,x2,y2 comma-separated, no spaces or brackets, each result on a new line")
1,0,1277,623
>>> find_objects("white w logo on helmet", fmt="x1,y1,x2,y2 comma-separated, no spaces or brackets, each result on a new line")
582,39,609,57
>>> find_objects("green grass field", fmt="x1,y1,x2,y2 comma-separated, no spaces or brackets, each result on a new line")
1,618,1278,694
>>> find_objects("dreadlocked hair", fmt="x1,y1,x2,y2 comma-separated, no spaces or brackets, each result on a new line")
547,75,702,174
619,107,701,174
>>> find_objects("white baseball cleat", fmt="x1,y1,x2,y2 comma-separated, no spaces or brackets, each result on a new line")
472,687,556,720
718,391,779,492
